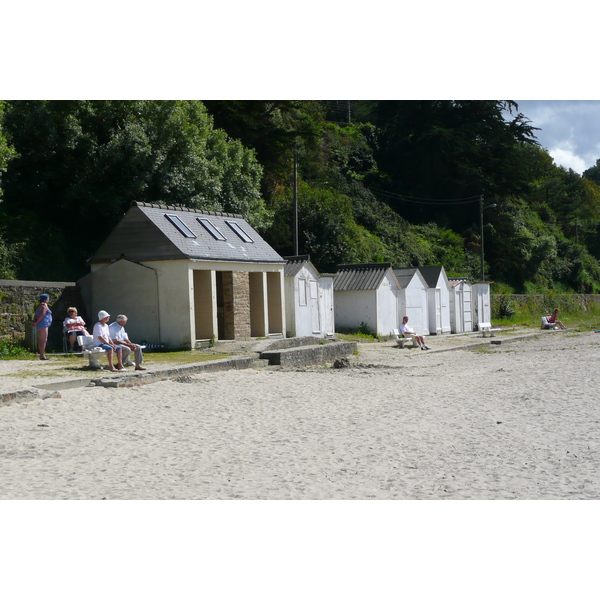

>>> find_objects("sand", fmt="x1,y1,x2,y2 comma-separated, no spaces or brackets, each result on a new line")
2,330,600,499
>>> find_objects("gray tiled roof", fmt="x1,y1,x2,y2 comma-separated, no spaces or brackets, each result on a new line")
334,263,394,291
91,202,285,265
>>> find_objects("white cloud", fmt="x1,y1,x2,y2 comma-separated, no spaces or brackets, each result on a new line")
515,101,600,174
548,147,588,173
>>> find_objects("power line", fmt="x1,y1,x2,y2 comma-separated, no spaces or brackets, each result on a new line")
369,186,482,205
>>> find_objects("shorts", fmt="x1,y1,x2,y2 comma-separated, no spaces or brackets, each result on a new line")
97,343,124,352
66,330,85,337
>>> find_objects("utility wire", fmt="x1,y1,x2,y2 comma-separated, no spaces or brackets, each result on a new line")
369,186,482,205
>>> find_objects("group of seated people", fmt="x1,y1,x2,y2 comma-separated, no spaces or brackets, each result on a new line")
64,307,145,372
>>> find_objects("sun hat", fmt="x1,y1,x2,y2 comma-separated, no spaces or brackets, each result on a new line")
98,310,110,320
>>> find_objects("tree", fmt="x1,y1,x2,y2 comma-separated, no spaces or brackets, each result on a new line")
1,100,267,280
372,100,539,226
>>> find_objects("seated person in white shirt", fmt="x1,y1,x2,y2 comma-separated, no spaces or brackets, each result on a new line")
109,314,146,371
93,310,127,372
400,315,429,350
63,306,90,350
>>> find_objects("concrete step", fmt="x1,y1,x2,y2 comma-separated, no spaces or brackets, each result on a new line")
250,358,270,368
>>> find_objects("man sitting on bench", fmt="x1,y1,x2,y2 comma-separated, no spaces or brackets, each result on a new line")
109,314,146,371
400,316,429,351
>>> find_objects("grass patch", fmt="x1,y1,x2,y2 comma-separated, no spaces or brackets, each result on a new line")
142,351,231,365
493,297,600,331
336,332,379,343
2,350,233,379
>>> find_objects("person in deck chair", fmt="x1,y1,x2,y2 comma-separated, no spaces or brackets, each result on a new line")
546,308,567,330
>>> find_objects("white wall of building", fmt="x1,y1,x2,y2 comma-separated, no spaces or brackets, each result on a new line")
399,276,429,336
88,258,286,349
320,276,335,337
376,272,399,336
472,283,491,330
426,272,451,335
285,263,323,337
334,289,376,333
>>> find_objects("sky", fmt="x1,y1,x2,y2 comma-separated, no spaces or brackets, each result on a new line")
512,100,600,175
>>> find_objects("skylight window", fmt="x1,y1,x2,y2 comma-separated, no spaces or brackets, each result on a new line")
197,217,226,241
226,221,253,243
165,214,196,238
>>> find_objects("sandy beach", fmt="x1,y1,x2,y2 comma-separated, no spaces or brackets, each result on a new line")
2,330,600,499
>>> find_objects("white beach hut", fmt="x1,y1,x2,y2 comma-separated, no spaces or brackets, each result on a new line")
472,282,492,331
333,263,400,336
284,255,335,338
393,267,430,336
418,265,451,335
448,278,473,333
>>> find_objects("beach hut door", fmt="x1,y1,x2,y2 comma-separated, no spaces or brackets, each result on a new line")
463,287,473,332
434,289,442,333
309,279,321,333
456,289,464,332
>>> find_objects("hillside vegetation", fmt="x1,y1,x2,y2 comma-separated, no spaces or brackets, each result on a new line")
1,100,600,293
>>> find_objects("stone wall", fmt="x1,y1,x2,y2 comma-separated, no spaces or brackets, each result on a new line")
491,293,600,317
0,280,85,350
232,271,251,339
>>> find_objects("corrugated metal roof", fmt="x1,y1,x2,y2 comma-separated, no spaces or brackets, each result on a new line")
334,263,394,291
283,255,311,277
91,202,285,265
393,267,420,289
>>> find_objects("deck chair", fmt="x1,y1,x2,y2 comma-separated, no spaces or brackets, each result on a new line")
541,316,558,330
62,324,69,352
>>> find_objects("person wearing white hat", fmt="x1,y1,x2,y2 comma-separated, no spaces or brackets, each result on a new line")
93,310,127,372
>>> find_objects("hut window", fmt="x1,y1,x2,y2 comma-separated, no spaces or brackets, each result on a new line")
226,221,253,243
299,278,307,306
165,214,196,238
197,218,226,241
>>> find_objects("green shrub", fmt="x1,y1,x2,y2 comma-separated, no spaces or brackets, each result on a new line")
0,337,30,359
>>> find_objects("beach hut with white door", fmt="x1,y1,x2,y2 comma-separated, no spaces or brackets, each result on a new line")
284,255,334,338
333,263,400,336
418,265,451,335
393,267,430,336
448,278,473,333
472,282,492,331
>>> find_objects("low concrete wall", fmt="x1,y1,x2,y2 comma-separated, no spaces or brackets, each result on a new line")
94,356,258,388
263,336,335,351
260,341,357,367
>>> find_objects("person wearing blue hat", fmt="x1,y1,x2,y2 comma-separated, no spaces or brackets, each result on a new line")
31,293,53,360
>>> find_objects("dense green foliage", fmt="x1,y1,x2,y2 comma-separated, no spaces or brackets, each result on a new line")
1,100,600,293
0,101,266,280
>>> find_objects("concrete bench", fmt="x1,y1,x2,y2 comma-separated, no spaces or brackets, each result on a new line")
81,347,108,369
390,329,419,348
481,327,501,338
396,336,419,348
